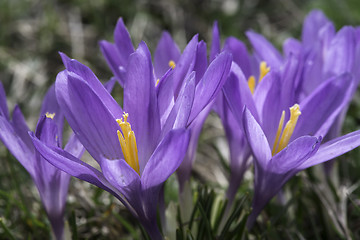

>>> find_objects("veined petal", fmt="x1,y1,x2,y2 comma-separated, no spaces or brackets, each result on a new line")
301,10,332,48
188,51,232,123
141,128,190,190
324,26,356,77
283,38,302,58
172,35,198,97
124,42,161,173
298,130,360,170
100,159,142,212
30,133,129,210
246,31,283,69
59,53,123,118
223,37,252,78
193,40,208,84
114,18,134,63
268,136,321,174
154,31,181,79
64,134,84,159
0,116,35,176
12,105,33,152
99,41,124,85
56,71,122,162
210,21,220,62
161,72,195,137
223,62,259,128
294,73,353,139
242,107,271,168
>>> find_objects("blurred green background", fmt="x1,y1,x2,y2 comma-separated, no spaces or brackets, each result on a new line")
1,0,360,239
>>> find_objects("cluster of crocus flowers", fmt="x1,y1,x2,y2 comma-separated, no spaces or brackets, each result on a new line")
219,9,360,227
0,83,84,240
2,8,360,239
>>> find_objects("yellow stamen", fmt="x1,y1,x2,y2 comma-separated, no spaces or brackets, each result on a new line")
272,104,301,155
272,111,285,156
247,76,256,94
259,61,270,82
168,60,176,69
116,113,140,175
45,112,55,119
246,61,270,94
156,79,160,86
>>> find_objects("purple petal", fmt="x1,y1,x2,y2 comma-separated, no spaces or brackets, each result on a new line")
294,73,353,139
324,26,356,78
268,136,321,174
223,37,252,78
104,77,117,93
154,31,181,79
0,81,9,119
193,40,208,84
223,62,259,128
141,128,190,190
59,53,123,118
100,159,142,211
256,72,283,145
299,130,360,170
0,116,35,176
279,54,302,109
157,70,175,126
56,71,122,162
64,134,84,159
188,51,232,123
40,84,64,144
242,107,271,168
161,72,195,137
172,35,198,97
283,38,302,58
12,105,33,151
246,31,283,69
30,132,126,205
114,18,134,64
99,41,124,85
210,21,220,62
124,42,161,172
302,10,331,48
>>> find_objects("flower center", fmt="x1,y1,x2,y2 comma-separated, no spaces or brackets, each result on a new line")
272,104,301,156
247,61,270,94
116,113,140,175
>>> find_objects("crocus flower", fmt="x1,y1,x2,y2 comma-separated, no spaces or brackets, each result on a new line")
100,18,232,192
30,42,197,239
242,107,360,228
0,83,84,240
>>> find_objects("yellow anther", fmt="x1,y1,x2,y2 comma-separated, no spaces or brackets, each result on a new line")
259,61,270,82
156,79,160,86
45,112,55,119
248,76,256,94
272,111,285,155
116,112,140,175
272,104,301,155
168,60,176,69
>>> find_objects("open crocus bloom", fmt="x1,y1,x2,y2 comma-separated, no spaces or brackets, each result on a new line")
242,107,360,228
30,41,197,239
0,83,84,240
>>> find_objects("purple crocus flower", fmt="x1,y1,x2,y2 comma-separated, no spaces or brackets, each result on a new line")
0,83,84,240
242,107,360,228
29,42,197,239
100,18,232,193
